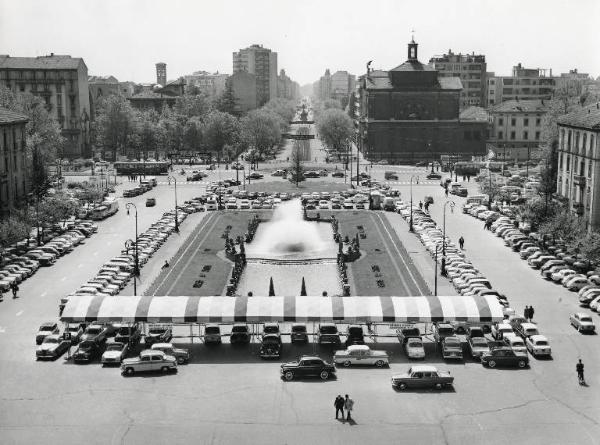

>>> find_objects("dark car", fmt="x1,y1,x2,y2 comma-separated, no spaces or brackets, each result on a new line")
145,198,156,207
280,355,336,381
332,171,345,178
248,172,264,180
73,339,105,363
291,324,309,343
481,347,529,368
230,324,251,344
426,172,442,180
345,325,365,347
317,323,341,345
260,334,282,359
114,323,141,345
145,324,173,346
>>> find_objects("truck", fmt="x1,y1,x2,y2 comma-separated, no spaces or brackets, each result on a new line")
333,344,389,367
391,365,454,390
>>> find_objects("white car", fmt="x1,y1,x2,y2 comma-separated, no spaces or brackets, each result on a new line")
588,296,600,312
569,313,596,333
491,322,514,340
503,333,527,354
318,200,329,210
565,276,591,291
525,335,551,357
101,342,129,365
551,269,577,283
404,337,425,359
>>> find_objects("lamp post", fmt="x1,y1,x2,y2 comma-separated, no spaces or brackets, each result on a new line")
409,175,419,232
441,200,455,276
434,245,442,296
167,175,179,233
124,239,137,296
125,202,140,279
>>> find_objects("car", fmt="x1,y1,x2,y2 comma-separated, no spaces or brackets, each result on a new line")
291,324,308,343
502,333,527,354
101,342,129,365
491,322,514,340
36,322,60,345
262,323,281,341
80,323,109,343
73,340,105,363
121,350,177,375
151,343,190,364
146,324,173,346
433,323,455,343
332,171,345,178
65,323,86,344
280,355,336,381
481,347,529,368
569,313,596,333
345,325,365,346
426,172,442,180
248,172,264,180
271,169,285,177
333,344,389,367
441,336,463,360
317,323,341,345
404,336,425,359
36,334,71,360
260,334,282,359
468,336,490,359
565,276,590,291
391,365,454,390
525,335,552,357
515,322,539,339
230,324,251,344
114,323,142,345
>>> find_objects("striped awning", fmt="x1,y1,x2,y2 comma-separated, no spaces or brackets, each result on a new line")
60,295,504,323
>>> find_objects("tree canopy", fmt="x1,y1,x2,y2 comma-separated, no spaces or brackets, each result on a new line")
316,108,354,152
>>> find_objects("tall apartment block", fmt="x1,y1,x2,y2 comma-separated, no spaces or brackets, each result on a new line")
429,50,487,109
232,44,277,107
0,54,91,158
487,63,556,107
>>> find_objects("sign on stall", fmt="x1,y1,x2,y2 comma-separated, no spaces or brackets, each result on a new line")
389,323,415,330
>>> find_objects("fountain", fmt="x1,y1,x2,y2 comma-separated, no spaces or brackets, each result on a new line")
237,199,342,296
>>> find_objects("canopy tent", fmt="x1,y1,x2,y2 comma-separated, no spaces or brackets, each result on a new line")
60,295,504,324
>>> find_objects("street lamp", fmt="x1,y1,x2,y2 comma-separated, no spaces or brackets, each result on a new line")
167,175,179,233
409,175,419,232
441,200,455,276
125,202,140,279
124,239,137,296
434,245,442,296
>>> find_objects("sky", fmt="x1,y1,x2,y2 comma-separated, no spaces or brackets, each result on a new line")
1,0,599,86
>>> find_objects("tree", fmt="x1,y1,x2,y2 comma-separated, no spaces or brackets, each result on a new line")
477,172,503,204
323,98,343,110
215,78,238,115
73,183,105,207
577,232,600,264
518,197,559,231
159,107,186,154
37,192,79,227
182,117,204,152
240,109,281,166
288,141,305,187
316,108,354,153
262,98,296,125
93,95,135,160
538,210,586,246
0,216,31,253
174,92,212,119
0,85,65,194
202,111,241,162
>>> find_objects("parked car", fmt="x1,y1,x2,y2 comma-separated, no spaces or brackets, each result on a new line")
101,342,129,365
151,343,190,364
503,333,527,354
73,340,105,363
569,313,596,333
260,334,282,359
333,344,389,367
36,322,60,345
391,365,454,390
145,324,173,346
433,323,455,343
491,322,514,340
36,334,71,360
404,336,425,359
441,336,463,360
280,355,336,381
481,347,529,368
468,336,490,359
345,325,365,346
114,323,141,345
291,323,308,343
230,324,251,344
515,322,539,339
525,335,552,357
121,350,177,375
317,323,341,345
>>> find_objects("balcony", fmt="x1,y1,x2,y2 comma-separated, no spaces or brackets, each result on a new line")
572,202,585,215
573,175,586,188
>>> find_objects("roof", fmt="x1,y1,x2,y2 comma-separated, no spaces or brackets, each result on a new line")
129,91,177,99
0,55,84,70
490,99,549,114
347,344,370,351
556,103,600,130
408,365,439,373
390,60,436,72
363,72,462,91
60,295,505,323
0,108,29,125
460,106,489,121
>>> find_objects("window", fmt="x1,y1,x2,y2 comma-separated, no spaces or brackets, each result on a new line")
498,118,504,126
523,131,528,140
498,131,503,140
536,118,541,126
559,153,562,169
535,131,540,140
524,118,529,126
510,131,516,140
589,163,592,178
566,156,570,172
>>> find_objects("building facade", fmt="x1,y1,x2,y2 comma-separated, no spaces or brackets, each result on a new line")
0,54,91,158
489,99,548,162
0,108,28,216
429,50,487,109
330,71,356,107
156,62,167,87
184,71,229,98
230,71,257,113
355,40,487,163
487,64,556,107
233,44,277,107
556,103,600,231
277,69,299,101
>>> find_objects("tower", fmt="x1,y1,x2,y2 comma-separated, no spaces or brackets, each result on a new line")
408,38,418,61
156,62,167,86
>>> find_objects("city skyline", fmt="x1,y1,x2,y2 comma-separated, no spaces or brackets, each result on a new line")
1,0,599,86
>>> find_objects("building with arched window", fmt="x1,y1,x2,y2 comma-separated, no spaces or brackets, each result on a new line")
556,103,600,231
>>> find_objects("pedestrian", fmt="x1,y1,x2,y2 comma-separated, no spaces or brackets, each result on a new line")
483,221,488,230
444,188,449,198
576,359,585,384
524,306,530,320
529,305,535,321
459,236,464,250
0,287,4,302
162,260,170,269
419,200,423,210
334,395,345,420
11,282,18,299
344,394,354,420
467,174,471,182
424,202,430,212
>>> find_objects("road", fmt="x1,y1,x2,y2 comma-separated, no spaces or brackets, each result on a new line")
0,165,599,444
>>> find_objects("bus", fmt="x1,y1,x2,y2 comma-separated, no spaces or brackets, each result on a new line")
90,199,119,220
113,161,169,176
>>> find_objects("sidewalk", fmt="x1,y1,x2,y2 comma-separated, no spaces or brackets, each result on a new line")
383,212,457,296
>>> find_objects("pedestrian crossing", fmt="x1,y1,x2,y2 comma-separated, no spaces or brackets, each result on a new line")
383,181,439,185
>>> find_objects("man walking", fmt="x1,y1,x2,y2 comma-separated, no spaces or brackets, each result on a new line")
419,200,423,210
10,282,18,299
344,394,354,421
529,305,535,321
334,395,345,420
459,236,465,250
576,359,585,384
524,306,529,320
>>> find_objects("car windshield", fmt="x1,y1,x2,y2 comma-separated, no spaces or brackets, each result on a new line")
445,338,460,346
232,326,247,333
205,327,219,334
263,337,279,344
292,326,306,332
43,337,58,344
86,327,101,334
472,338,488,346
264,326,279,334
40,326,55,332
408,340,422,348
512,340,525,347
149,328,167,334
580,317,593,322
106,344,123,351
78,341,94,350
535,340,548,346
67,326,79,332
320,326,337,334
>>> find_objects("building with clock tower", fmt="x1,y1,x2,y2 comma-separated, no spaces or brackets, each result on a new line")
354,38,487,163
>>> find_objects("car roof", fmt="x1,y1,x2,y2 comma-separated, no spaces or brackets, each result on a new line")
521,323,538,329
140,349,164,356
40,322,56,328
573,312,589,318
409,365,438,373
347,344,370,351
151,343,173,348
299,355,322,361
529,335,547,342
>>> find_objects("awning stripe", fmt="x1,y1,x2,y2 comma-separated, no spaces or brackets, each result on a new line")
60,296,504,324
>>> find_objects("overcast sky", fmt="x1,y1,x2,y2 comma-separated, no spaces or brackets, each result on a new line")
1,0,598,85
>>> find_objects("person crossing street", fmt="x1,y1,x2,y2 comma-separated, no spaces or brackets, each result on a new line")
576,359,585,385
334,395,345,420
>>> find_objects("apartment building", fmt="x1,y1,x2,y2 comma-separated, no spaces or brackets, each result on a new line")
0,108,28,215
487,64,556,107
233,44,277,107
